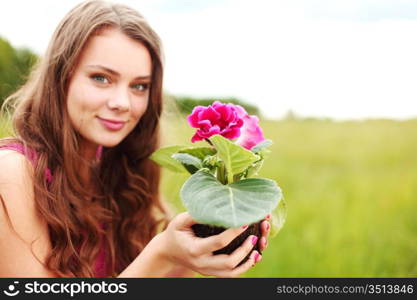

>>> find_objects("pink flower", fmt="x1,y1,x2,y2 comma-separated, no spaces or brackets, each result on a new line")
187,101,244,142
187,101,265,150
234,105,265,150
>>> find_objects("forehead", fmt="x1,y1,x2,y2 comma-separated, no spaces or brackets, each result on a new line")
77,27,152,76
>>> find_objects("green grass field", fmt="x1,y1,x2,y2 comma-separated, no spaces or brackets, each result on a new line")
160,116,417,277
1,115,416,277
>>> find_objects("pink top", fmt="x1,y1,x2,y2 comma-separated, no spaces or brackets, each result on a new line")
0,143,108,277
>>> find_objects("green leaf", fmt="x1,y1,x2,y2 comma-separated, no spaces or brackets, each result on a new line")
270,197,287,238
202,155,219,169
251,139,273,153
178,147,217,160
209,135,259,183
150,145,188,173
180,170,282,228
246,159,264,178
172,153,202,174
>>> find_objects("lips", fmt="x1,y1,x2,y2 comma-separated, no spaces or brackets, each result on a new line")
97,117,126,131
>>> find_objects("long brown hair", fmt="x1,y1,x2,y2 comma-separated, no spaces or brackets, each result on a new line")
0,0,169,277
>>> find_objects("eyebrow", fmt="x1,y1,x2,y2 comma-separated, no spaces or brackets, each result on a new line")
86,64,151,80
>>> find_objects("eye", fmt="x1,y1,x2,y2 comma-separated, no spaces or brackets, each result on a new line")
132,83,149,92
91,74,109,84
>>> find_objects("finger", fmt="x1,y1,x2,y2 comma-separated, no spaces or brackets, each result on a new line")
200,234,258,271
172,212,198,229
195,224,249,254
226,234,258,268
261,220,270,237
259,236,268,251
216,250,261,278
259,220,270,252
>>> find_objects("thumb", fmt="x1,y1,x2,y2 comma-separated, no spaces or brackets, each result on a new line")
173,212,198,229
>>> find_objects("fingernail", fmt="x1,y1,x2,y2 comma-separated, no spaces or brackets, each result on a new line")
241,225,248,229
251,236,258,245
255,253,262,263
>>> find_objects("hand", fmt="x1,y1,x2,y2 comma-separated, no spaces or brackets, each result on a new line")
159,212,262,278
258,213,271,252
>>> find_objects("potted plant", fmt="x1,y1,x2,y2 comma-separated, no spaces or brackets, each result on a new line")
151,101,285,265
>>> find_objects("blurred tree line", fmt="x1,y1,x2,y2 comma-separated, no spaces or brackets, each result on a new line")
172,96,260,117
0,36,260,117
0,36,38,107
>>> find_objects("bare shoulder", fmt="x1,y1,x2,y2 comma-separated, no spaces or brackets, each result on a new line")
0,149,35,217
0,149,56,277
0,149,34,186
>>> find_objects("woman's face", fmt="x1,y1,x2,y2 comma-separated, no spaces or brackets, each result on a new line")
66,27,152,150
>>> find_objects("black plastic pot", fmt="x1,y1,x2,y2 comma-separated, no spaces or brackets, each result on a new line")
191,221,262,266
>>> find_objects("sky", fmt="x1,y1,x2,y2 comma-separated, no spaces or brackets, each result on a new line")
0,0,416,120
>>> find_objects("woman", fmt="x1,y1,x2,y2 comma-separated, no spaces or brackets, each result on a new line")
0,0,270,278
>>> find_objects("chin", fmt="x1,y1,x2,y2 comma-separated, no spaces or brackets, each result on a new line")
91,134,126,148
99,138,124,148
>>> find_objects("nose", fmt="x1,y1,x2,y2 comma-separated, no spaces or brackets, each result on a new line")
107,85,130,112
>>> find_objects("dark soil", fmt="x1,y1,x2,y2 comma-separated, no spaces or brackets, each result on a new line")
191,221,262,267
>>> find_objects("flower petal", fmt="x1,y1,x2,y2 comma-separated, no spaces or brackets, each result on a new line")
236,114,265,150
234,105,249,119
204,125,221,137
221,126,242,140
191,131,204,143
187,106,206,128
199,106,221,123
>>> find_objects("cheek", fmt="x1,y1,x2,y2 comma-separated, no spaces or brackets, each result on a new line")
67,80,105,120
131,99,150,121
